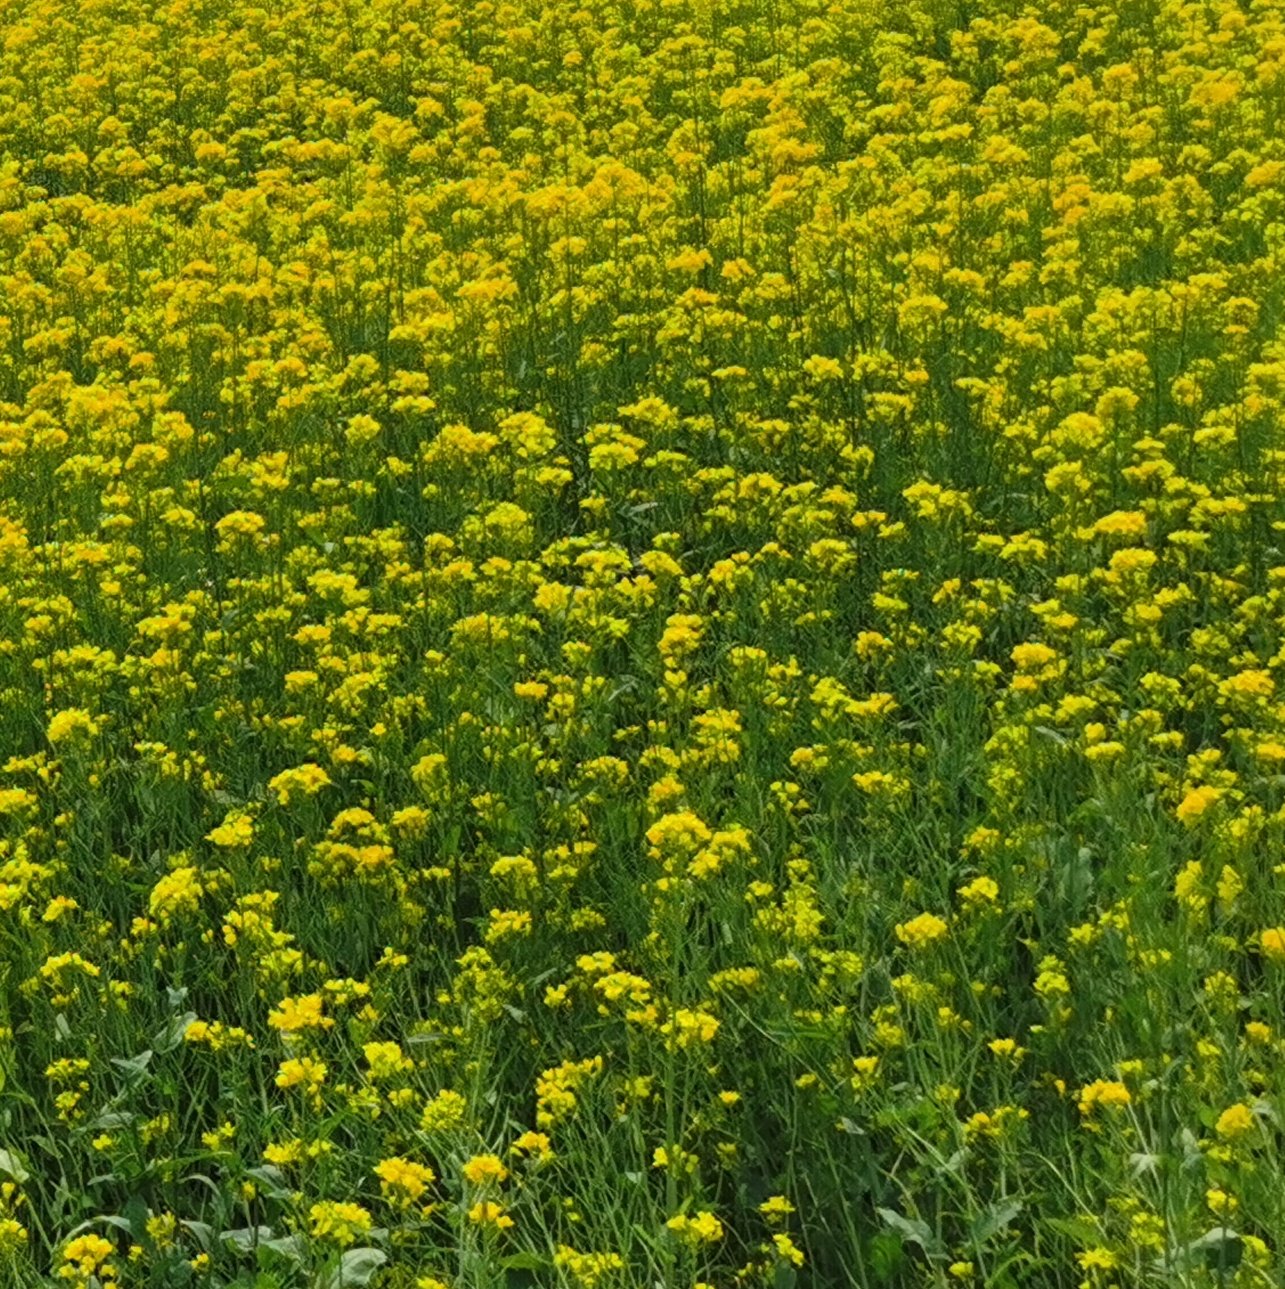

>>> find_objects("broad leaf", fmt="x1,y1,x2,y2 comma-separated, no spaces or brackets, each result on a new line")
316,1247,387,1288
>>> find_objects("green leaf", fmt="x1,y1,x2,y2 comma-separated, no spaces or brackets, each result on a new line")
773,1260,798,1289
153,1012,198,1053
66,1215,136,1240
244,1166,293,1201
1178,1129,1204,1172
937,1149,967,1177
876,1207,941,1254
261,1234,306,1263
121,1195,150,1240
1032,725,1068,747
0,1147,29,1184
89,1111,138,1132
180,1220,214,1252
1188,1228,1242,1273
971,1200,1022,1245
1043,1216,1102,1246
316,1248,387,1288
110,1050,154,1084
868,1231,905,1282
499,1253,549,1272
221,1226,275,1252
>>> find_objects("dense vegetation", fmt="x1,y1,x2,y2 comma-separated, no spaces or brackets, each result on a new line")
0,0,1283,1284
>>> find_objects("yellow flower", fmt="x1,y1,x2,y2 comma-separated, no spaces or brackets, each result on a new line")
988,1038,1025,1064
1206,1188,1237,1216
1010,642,1057,671
1076,1248,1117,1271
42,896,78,923
47,708,100,745
411,752,449,792
59,1234,115,1280
375,1157,435,1204
267,994,332,1033
759,1195,795,1222
420,1088,469,1132
667,246,712,274
461,1154,509,1186
957,876,999,907
267,763,333,805
772,1233,805,1267
148,866,203,921
1260,928,1285,963
895,912,949,949
467,1201,514,1230
1215,1102,1256,1140
264,1140,304,1167
308,1201,373,1246
1176,785,1222,824
1077,1080,1131,1116
851,1055,881,1091
0,1216,27,1253
275,1057,327,1099
363,1040,413,1079
803,354,844,381
553,1245,626,1284
510,1131,554,1162
214,510,266,543
206,811,255,848
661,1007,720,1048
666,1211,724,1245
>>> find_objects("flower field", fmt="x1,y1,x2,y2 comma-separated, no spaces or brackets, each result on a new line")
0,0,1284,1283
